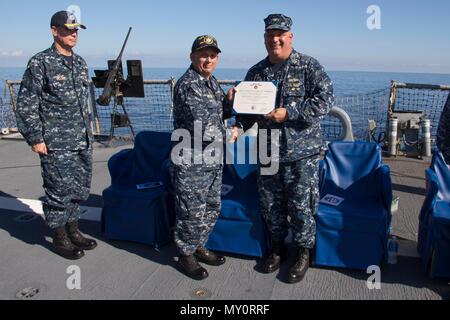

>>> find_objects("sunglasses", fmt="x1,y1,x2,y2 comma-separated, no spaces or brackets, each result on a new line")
53,26,79,34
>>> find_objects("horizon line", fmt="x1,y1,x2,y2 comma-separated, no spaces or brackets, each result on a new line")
1,66,450,76
0,65,450,76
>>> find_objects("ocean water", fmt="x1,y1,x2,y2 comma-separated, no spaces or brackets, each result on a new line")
2,66,450,140
2,67,450,97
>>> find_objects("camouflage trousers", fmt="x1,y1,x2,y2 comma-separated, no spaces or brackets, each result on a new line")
173,165,223,256
40,149,93,229
258,155,320,249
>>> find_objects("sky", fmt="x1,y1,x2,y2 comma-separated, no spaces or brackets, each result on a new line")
1,0,450,73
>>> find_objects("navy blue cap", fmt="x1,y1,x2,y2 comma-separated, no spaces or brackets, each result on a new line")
51,11,86,30
264,14,292,31
191,35,221,53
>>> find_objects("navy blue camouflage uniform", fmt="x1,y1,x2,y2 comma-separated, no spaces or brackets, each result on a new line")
172,65,232,256
237,50,334,249
15,44,93,229
437,93,450,164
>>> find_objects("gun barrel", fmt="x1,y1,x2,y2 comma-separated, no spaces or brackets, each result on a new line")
97,27,133,106
118,27,132,60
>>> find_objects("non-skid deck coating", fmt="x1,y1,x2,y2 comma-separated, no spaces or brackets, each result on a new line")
0,138,449,300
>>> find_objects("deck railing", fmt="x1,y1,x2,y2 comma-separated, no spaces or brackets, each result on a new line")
2,79,449,143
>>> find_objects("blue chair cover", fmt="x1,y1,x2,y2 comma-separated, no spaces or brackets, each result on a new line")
225,135,258,180
314,141,392,270
431,151,450,201
103,132,269,254
102,131,175,247
108,148,133,185
418,151,450,278
132,131,174,183
206,164,270,257
103,184,171,247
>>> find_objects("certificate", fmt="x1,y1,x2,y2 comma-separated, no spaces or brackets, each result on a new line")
233,81,277,115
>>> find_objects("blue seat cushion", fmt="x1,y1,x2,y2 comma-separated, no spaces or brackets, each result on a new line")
206,218,269,257
317,201,389,234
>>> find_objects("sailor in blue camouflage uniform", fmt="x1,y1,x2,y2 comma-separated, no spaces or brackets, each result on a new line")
437,93,450,165
236,14,334,283
171,35,234,280
15,11,97,260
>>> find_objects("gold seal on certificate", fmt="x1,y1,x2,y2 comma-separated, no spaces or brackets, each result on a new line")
233,81,277,115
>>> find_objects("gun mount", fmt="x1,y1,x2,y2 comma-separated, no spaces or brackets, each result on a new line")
91,27,145,141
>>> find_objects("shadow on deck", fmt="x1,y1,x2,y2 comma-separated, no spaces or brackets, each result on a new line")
0,140,449,300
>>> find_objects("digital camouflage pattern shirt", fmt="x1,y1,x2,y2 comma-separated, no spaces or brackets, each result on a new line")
237,50,334,162
172,65,232,168
15,44,92,151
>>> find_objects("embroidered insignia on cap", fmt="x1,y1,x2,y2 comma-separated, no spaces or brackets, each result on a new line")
199,36,214,45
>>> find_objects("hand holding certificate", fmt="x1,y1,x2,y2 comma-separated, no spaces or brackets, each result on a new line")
232,81,277,115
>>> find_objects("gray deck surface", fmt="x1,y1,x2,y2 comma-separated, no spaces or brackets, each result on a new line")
384,156,430,242
1,137,449,300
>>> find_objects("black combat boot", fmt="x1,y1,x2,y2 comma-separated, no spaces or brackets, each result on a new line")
177,254,209,280
194,246,226,266
287,247,310,283
261,240,288,273
52,227,85,260
66,220,97,250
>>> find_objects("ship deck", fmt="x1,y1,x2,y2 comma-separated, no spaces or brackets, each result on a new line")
0,137,449,300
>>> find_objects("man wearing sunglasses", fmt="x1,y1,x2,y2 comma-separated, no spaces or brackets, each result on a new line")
15,10,96,260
